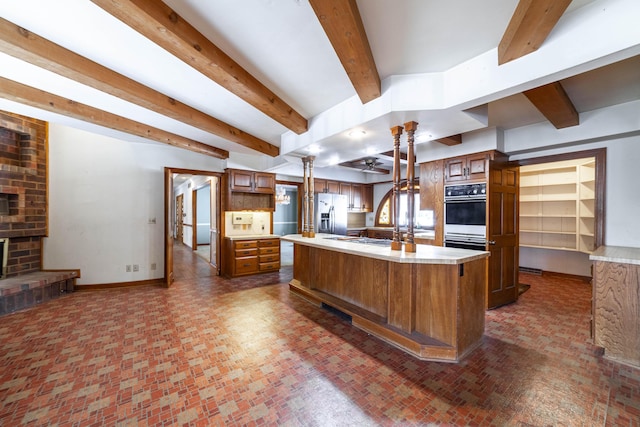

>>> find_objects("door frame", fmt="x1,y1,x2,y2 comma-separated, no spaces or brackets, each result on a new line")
164,167,222,287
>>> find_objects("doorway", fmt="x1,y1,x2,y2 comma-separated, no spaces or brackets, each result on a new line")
274,183,299,266
165,168,222,286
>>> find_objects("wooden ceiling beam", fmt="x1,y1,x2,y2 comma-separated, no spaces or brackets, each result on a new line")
309,0,381,104
523,81,579,128
0,77,229,159
338,160,389,174
435,135,462,146
0,17,277,156
380,150,407,161
498,0,572,65
91,0,307,135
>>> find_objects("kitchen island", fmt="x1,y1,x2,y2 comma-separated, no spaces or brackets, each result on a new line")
282,234,489,362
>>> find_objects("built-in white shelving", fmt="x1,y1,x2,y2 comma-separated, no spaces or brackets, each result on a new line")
519,158,596,253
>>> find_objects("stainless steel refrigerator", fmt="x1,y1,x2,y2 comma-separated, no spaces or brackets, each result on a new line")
315,193,348,235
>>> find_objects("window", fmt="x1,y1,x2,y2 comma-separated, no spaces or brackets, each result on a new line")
375,185,434,229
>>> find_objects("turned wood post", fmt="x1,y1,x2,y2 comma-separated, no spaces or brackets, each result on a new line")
404,121,418,252
301,157,309,237
390,125,403,251
308,156,315,238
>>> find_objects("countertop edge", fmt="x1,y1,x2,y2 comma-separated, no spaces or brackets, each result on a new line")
225,235,280,241
589,245,640,266
282,234,487,265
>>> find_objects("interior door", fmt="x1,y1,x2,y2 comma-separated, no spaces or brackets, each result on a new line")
175,193,184,242
210,177,220,274
165,168,174,287
487,162,519,309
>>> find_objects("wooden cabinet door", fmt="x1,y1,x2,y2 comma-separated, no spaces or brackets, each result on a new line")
444,158,467,182
467,153,489,181
314,178,327,193
253,172,275,194
351,184,362,211
326,180,341,193
362,184,373,212
229,170,254,192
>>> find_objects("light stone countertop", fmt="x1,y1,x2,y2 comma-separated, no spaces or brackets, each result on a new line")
589,245,640,266
225,234,280,241
282,233,487,265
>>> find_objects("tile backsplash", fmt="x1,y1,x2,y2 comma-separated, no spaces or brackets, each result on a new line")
225,211,271,236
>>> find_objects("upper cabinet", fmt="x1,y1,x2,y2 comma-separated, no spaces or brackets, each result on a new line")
229,169,275,194
314,179,340,193
444,153,490,183
339,182,373,212
224,169,275,211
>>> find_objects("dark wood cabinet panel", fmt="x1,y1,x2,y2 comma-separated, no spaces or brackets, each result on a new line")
223,238,280,277
444,153,489,183
327,180,341,193
419,159,444,246
229,169,254,192
362,184,373,212
254,172,275,194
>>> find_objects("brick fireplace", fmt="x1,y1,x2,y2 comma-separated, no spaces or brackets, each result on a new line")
0,110,47,278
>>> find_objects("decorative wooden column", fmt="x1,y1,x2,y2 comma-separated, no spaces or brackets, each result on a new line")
404,121,418,252
390,125,403,251
301,157,309,237
307,156,316,238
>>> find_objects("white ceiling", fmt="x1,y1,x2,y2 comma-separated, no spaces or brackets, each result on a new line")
0,0,639,178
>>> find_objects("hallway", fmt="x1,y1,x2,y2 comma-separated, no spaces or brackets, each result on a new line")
0,245,638,425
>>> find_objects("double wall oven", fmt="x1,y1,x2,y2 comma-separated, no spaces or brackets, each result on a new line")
443,183,487,250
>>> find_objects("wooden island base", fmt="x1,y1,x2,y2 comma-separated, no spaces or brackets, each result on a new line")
287,239,488,363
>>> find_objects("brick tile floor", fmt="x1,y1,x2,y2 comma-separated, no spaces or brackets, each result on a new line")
0,243,639,426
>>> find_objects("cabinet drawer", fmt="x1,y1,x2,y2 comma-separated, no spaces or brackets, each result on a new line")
235,248,257,257
258,239,280,247
235,257,258,274
259,254,280,263
259,261,280,271
259,246,279,255
235,240,257,249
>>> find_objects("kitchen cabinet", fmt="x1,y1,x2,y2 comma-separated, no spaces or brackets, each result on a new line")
228,169,275,194
361,184,373,212
590,246,640,368
519,158,596,253
224,169,275,211
223,237,280,277
314,179,340,193
444,153,489,183
419,159,445,246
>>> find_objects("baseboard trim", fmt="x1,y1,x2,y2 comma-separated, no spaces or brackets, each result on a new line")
75,278,165,291
520,266,591,283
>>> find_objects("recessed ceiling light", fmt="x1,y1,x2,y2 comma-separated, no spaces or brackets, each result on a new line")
348,129,366,138
308,144,321,153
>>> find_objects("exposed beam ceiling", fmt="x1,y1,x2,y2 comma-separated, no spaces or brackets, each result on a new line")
498,0,572,65
338,159,389,174
91,0,308,135
379,150,407,161
0,17,277,157
523,82,579,128
0,77,228,159
435,135,463,146
309,0,381,104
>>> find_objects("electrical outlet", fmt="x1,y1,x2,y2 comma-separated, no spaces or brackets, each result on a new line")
126,265,132,272
150,263,156,271
133,264,139,272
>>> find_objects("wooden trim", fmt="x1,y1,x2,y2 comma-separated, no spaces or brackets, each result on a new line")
0,77,229,159
0,17,276,157
41,268,82,279
75,277,165,291
435,134,462,146
523,82,579,128
182,223,193,227
498,0,572,64
192,187,197,250
309,0,381,104
90,0,306,136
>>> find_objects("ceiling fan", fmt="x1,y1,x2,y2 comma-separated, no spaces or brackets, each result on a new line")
338,157,389,174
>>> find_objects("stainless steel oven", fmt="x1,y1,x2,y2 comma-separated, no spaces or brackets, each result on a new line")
444,183,487,250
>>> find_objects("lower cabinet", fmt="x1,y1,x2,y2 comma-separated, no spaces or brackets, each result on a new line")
224,238,280,277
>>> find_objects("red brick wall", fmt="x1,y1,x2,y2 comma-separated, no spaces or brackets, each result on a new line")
0,111,47,277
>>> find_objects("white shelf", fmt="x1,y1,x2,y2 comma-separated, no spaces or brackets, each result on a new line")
519,158,596,253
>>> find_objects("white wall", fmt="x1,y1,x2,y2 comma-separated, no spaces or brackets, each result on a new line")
44,124,224,285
